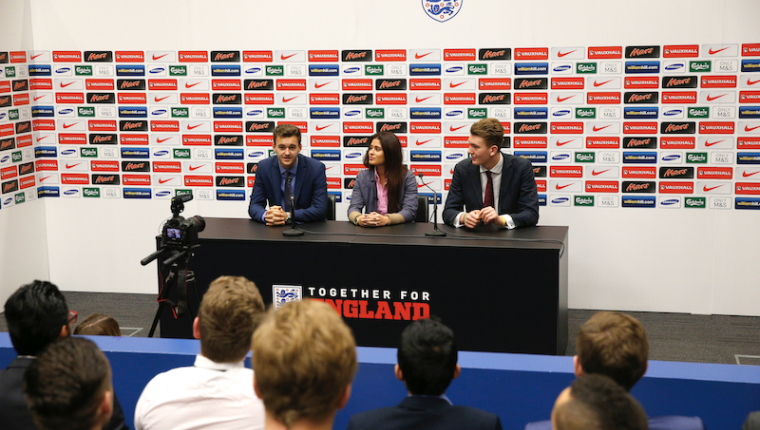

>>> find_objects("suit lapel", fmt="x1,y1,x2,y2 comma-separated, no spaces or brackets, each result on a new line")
268,158,282,206
293,154,307,204
499,153,514,206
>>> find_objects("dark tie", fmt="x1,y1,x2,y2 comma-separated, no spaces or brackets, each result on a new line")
284,171,293,214
483,171,494,208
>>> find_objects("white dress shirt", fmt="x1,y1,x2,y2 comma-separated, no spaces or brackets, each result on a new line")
134,355,265,430
453,154,516,229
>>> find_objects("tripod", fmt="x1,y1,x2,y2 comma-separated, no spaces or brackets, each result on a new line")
142,245,199,338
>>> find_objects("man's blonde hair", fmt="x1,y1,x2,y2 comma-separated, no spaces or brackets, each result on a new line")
199,276,265,362
252,300,357,427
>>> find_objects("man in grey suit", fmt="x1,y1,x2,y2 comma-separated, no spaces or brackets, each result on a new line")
443,118,539,229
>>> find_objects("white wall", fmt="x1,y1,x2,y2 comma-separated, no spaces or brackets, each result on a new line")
7,0,759,315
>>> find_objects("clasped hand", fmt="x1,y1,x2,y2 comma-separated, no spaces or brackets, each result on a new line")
357,212,390,228
265,206,288,226
462,207,504,228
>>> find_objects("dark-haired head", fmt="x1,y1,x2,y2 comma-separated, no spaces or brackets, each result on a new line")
4,280,69,355
397,317,458,396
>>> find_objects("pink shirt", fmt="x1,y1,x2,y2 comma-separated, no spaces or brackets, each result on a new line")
374,169,388,215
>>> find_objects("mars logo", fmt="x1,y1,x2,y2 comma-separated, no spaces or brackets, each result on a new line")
246,121,274,133
214,94,242,104
377,122,408,133
215,176,244,187
622,181,656,193
211,51,240,62
121,161,149,172
659,167,694,179
342,50,372,62
88,93,115,104
422,0,463,23
343,136,370,147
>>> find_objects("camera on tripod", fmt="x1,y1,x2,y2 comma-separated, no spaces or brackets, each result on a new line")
162,194,206,247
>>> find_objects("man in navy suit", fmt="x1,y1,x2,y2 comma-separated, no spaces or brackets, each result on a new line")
346,318,502,430
248,123,328,224
443,118,539,229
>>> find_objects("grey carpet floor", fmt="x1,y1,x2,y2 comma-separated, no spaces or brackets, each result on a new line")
1,292,759,365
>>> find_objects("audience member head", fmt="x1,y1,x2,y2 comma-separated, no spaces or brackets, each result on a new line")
551,374,648,430
194,275,265,363
252,300,357,429
396,317,459,396
24,337,113,430
575,311,649,391
470,118,505,149
4,280,70,356
74,314,121,337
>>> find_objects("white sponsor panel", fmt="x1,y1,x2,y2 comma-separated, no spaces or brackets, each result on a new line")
183,161,212,173
243,65,264,77
55,78,83,90
700,91,737,104
341,65,363,77
387,64,406,76
549,195,572,206
342,107,364,119
713,106,736,119
443,63,465,76
58,119,86,131
598,151,621,164
551,92,584,105
599,107,622,119
660,152,684,164
716,60,739,73
312,121,340,134
551,136,582,149
61,187,81,198
58,148,78,158
246,149,268,162
658,196,682,208
179,79,209,91
444,78,476,91
29,51,51,63
588,121,621,134
737,167,760,179
309,79,339,91
153,175,181,187
490,62,512,75
702,44,739,57
182,120,211,132
709,196,732,209
444,121,473,135
410,49,441,62
147,65,168,77
411,136,441,148
38,173,59,184
697,181,732,194
388,107,407,119
411,93,442,105
53,65,73,76
149,106,169,118
550,151,573,164
698,136,733,149
490,107,511,119
56,105,77,118
31,92,54,103
740,75,760,89
596,195,620,207
277,92,306,105
586,166,619,179
275,50,305,62
710,152,733,164
192,148,212,160
101,148,118,159
552,47,584,60
151,134,180,146
600,61,622,74
739,121,760,134
97,106,116,118
588,77,621,89
661,106,685,120
550,107,572,119
549,180,582,192
287,107,307,119
663,61,687,74
150,93,178,104
322,162,341,177
147,51,176,62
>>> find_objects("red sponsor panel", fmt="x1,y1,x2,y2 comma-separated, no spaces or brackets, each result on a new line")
742,44,760,57
444,49,477,61
660,137,696,149
478,78,511,90
247,176,256,187
179,51,208,62
244,93,274,105
13,93,30,105
344,164,367,176
311,136,340,147
182,134,212,146
123,174,151,186
120,134,149,145
736,182,760,195
588,46,623,59
214,162,244,174
623,122,658,134
1,166,17,181
410,165,442,176
375,93,407,105
697,167,733,179
33,119,55,131
16,135,33,147
341,79,373,91
535,180,547,192
243,51,273,62
659,181,694,194
180,93,210,104
19,176,35,189
280,121,307,134
88,120,117,131
410,122,441,134
58,133,87,144
740,91,760,103
622,167,656,178
149,79,178,91
550,122,583,134
410,79,442,90
85,79,115,90
52,51,82,62
663,45,699,58
500,122,511,134
324,177,341,189
0,124,14,137
246,135,272,146
212,79,241,91
444,136,469,148
309,93,340,105
90,160,119,172
276,79,307,91
115,51,144,62
550,166,583,178
184,175,214,187
701,75,737,88
586,92,621,104
0,81,10,93
56,93,85,104
61,173,89,185
116,93,146,104
152,162,182,173
586,136,620,148
29,79,53,90
585,181,620,192
624,77,659,89
699,121,735,134
514,137,547,148
35,160,58,171
213,121,243,133
341,122,372,134
515,47,548,60
151,121,180,132
662,91,698,104
375,50,407,62
514,92,547,105
308,50,339,62
738,137,760,149
10,51,27,63
443,93,476,105
551,78,584,90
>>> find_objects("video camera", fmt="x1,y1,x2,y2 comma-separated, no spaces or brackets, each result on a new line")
162,194,206,247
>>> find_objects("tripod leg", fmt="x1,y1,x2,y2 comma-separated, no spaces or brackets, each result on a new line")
148,302,164,338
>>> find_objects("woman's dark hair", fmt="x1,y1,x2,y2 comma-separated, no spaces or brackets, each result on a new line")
363,132,407,213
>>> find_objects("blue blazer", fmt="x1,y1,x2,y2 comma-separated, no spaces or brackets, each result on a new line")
347,396,502,430
347,168,418,223
248,154,328,223
443,153,539,228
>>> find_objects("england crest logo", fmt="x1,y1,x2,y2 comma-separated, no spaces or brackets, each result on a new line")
422,1,462,23
273,285,302,309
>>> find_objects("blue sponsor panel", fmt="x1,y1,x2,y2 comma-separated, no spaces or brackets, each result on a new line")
515,151,548,163
662,108,684,118
419,192,442,205
38,187,60,198
409,64,442,76
31,106,55,118
119,106,148,118
410,107,442,119
35,146,57,158
310,107,340,119
309,65,340,76
515,107,548,119
623,151,657,163
211,65,241,76
216,189,246,201
515,62,549,75
736,197,760,210
737,153,760,164
624,107,658,119
625,61,660,74
29,65,52,76
123,188,152,199
741,59,760,73
121,148,150,159
213,107,243,119
538,194,547,206
410,150,442,162
622,196,656,208
328,191,342,203
310,150,341,161
739,106,760,119
116,65,145,76
215,148,244,160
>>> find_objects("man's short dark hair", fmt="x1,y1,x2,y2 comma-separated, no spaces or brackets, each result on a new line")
24,337,112,430
554,374,648,430
273,123,302,145
397,318,457,396
4,280,69,355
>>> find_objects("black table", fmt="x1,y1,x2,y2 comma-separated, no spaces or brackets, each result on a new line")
158,219,568,355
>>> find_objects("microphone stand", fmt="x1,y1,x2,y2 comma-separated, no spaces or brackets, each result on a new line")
283,193,304,237
417,172,446,237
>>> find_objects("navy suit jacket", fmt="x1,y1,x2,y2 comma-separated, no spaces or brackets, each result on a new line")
248,153,328,223
443,153,539,228
347,396,502,430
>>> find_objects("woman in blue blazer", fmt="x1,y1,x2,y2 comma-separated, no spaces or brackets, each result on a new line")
348,132,418,227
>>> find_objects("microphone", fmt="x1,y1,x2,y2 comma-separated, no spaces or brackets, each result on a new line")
283,191,304,237
417,172,446,237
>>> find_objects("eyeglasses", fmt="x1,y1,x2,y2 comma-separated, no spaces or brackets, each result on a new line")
68,311,78,325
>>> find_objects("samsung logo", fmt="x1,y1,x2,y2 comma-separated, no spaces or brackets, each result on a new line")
446,66,464,73
661,199,679,206
154,150,169,156
3,197,12,205
149,67,165,74
247,109,263,117
553,65,572,72
446,110,463,117
446,154,462,160
63,189,79,196
248,151,264,158
152,109,167,116
0,156,9,163
245,67,262,74
663,109,683,117
344,110,361,117
56,67,71,74
156,190,172,197
343,67,361,74
552,110,571,117
552,154,571,161
345,152,362,159
58,108,74,115
665,63,684,71
662,154,681,161
552,197,569,204
0,113,5,120
61,149,77,156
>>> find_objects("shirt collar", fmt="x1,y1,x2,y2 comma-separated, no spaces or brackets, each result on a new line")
480,152,503,175
408,393,453,405
278,157,299,176
373,167,386,185
194,354,245,371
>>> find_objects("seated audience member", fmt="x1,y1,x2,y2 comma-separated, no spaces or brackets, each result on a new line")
24,337,114,430
551,374,648,430
0,280,128,430
526,311,704,430
347,131,418,227
252,299,357,430
74,313,121,336
744,412,760,430
347,317,503,430
134,276,267,430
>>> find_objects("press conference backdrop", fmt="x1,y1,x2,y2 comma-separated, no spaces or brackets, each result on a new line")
0,0,758,318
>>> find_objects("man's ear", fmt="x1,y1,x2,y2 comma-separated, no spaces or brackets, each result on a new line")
192,317,201,340
490,143,499,156
573,355,584,378
452,364,461,380
337,384,352,409
59,324,70,339
253,375,263,400
394,364,404,381
98,390,114,425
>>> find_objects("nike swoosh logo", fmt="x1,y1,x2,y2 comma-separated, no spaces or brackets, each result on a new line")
154,96,170,102
280,53,298,60
748,79,760,85
417,182,431,188
708,47,729,55
415,52,433,59
449,81,466,88
745,125,760,132
185,82,201,88
743,171,760,177
41,175,52,181
707,94,726,101
557,50,577,58
415,96,433,102
34,95,45,101
65,163,81,169
159,178,172,184
703,185,722,192
705,140,724,147
450,125,467,132
157,137,172,143
593,80,612,87
316,125,330,131
416,139,432,146
592,169,611,176
187,124,203,130
556,183,574,190
592,125,611,132
36,136,49,142
63,123,77,129
60,82,75,88
556,140,573,146
31,53,44,60
189,165,204,171
557,96,574,102
282,96,298,103
314,82,330,88
152,53,169,61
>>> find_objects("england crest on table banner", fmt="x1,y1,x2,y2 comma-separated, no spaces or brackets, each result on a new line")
422,1,462,23
273,285,302,309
